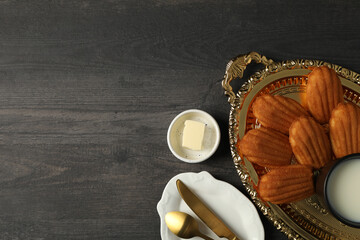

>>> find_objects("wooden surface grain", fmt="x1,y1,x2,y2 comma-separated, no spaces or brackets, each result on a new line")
0,0,360,239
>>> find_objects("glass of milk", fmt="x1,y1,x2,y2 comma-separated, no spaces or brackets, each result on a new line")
316,153,360,228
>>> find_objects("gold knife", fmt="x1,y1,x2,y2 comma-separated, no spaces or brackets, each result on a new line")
176,179,241,240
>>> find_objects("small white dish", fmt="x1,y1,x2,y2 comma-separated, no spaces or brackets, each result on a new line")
157,171,265,240
167,109,220,163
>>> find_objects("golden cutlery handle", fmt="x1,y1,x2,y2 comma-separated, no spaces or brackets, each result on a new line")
222,51,273,106
197,232,213,240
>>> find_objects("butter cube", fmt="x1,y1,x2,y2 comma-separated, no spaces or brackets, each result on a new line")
182,120,205,150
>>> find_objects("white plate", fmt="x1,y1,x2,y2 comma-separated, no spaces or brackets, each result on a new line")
157,171,264,240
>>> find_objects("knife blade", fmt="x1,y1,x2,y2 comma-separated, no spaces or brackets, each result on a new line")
176,179,241,240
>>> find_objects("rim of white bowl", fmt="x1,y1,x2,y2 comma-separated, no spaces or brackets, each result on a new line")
167,109,221,163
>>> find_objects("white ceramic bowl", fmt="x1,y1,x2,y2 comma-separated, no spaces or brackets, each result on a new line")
167,109,220,163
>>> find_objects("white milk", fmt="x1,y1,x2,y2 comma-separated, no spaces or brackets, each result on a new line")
327,159,360,223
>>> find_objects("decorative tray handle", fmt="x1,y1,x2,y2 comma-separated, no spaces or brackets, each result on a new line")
222,52,274,105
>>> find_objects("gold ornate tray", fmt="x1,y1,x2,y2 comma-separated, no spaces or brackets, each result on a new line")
222,52,360,240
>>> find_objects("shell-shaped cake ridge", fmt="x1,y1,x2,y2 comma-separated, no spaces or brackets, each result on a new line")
252,94,309,135
258,165,314,204
330,102,360,158
289,116,332,169
238,127,292,167
306,66,344,124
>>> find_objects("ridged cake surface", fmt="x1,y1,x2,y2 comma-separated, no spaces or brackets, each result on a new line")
289,116,332,169
330,102,360,158
238,127,292,167
252,94,309,135
258,165,314,204
306,66,344,124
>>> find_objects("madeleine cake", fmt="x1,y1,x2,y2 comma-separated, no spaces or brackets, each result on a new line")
289,116,332,169
306,66,344,124
258,165,314,204
252,94,309,135
238,127,292,167
330,102,360,158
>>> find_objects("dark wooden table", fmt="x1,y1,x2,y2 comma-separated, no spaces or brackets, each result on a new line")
1,0,360,239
